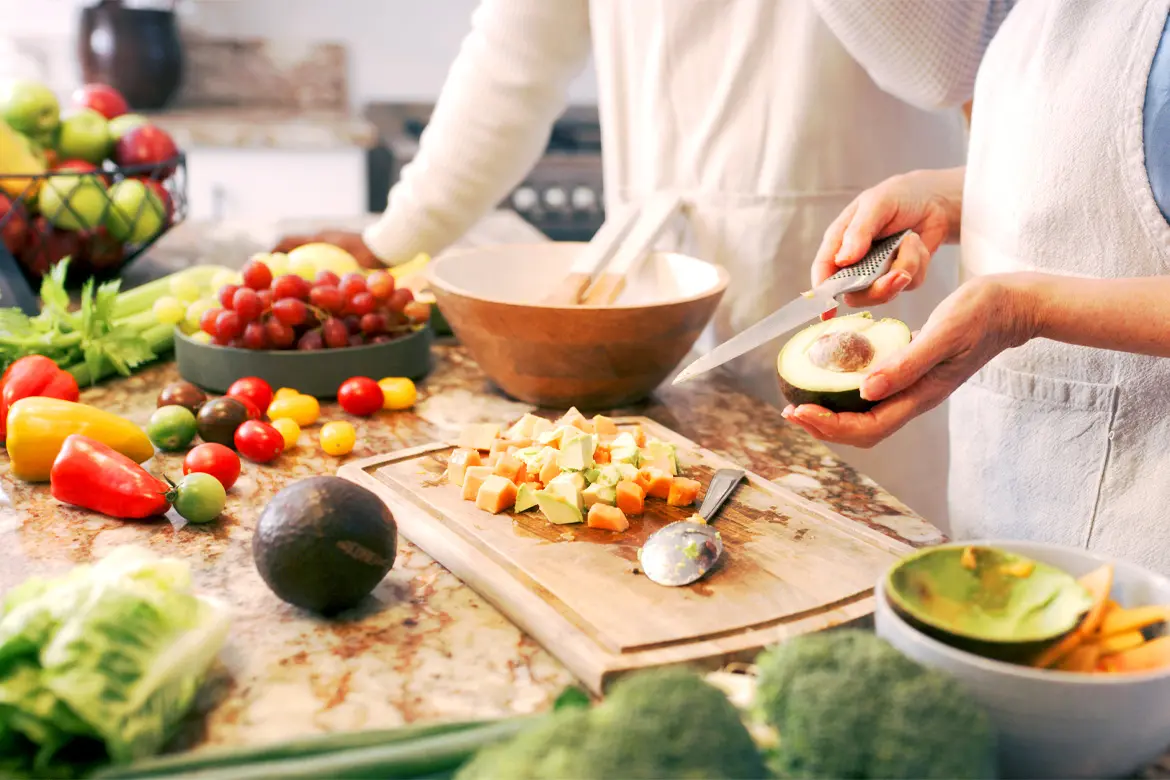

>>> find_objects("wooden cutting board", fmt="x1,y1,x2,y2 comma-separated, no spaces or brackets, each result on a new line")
339,416,913,693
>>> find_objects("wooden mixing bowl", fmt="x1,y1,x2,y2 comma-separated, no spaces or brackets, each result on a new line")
426,242,728,410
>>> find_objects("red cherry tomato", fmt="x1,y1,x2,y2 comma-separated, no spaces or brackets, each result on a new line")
337,376,383,416
233,420,284,464
183,443,241,490
227,376,273,416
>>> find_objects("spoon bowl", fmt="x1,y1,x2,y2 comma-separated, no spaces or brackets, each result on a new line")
638,468,744,587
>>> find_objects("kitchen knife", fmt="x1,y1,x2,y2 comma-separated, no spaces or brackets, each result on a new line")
672,229,912,385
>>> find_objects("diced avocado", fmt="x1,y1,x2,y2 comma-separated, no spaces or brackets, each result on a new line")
611,432,638,451
583,483,617,508
530,417,554,438
546,472,584,510
642,439,680,475
616,463,640,481
514,482,539,513
595,464,623,487
557,433,595,471
457,422,501,451
538,425,575,446
514,445,542,464
583,468,601,485
505,413,544,440
536,491,584,525
611,446,641,467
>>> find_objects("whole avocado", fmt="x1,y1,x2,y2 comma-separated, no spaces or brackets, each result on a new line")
252,476,397,615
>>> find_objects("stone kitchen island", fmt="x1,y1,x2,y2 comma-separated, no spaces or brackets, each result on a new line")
2,217,1166,778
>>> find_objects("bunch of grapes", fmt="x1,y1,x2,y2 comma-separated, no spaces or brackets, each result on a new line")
196,260,430,351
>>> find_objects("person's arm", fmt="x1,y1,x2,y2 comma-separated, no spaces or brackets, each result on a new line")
362,0,592,265
810,0,1015,110
1020,274,1170,358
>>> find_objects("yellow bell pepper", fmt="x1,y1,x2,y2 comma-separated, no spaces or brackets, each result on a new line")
6,397,154,482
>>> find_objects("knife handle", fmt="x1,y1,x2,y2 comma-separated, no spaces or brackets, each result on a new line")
821,229,912,297
698,469,745,524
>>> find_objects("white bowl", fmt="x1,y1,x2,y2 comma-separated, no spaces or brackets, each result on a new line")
875,539,1170,779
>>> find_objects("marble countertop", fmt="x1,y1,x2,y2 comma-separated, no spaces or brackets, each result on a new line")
144,108,379,151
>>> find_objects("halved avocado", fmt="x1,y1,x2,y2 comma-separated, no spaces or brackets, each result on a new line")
776,312,911,413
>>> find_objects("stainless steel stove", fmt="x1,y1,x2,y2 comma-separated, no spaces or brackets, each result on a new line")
364,102,605,243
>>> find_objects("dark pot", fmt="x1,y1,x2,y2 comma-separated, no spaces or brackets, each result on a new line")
78,0,184,111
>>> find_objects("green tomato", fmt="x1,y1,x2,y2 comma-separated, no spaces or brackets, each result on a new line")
173,472,227,525
147,405,198,451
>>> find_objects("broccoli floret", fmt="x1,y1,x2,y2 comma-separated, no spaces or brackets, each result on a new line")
754,629,997,779
456,667,767,779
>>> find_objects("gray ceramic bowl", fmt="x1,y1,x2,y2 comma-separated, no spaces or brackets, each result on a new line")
174,325,433,398
875,539,1170,780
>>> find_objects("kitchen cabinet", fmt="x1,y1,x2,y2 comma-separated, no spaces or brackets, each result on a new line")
183,147,367,222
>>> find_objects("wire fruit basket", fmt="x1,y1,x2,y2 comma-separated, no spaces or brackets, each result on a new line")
0,154,189,313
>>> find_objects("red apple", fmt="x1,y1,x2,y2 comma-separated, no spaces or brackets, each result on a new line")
114,125,179,179
0,193,29,255
136,177,175,224
52,158,111,186
83,226,125,271
17,217,83,280
71,83,128,121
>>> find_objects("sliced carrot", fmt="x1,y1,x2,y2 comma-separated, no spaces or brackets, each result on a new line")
489,439,515,457
460,466,494,501
1055,642,1101,673
1097,605,1170,639
1034,564,1115,668
445,448,482,487
483,453,500,468
632,425,647,447
640,468,672,500
668,477,702,507
1095,630,1146,657
539,458,561,486
587,503,629,532
594,446,612,465
494,453,527,484
1099,636,1170,673
616,480,645,516
476,475,517,514
644,456,675,475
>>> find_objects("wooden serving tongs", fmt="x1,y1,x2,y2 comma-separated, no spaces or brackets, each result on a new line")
543,193,683,306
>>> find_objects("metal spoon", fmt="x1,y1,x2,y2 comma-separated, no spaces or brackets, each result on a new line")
638,468,746,586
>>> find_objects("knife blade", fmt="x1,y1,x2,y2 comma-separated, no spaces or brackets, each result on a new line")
672,229,912,385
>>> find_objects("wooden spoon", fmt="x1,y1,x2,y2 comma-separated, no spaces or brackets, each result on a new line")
542,204,639,305
581,194,683,306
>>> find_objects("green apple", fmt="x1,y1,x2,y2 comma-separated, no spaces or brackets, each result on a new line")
38,173,108,231
55,109,111,165
108,113,148,142
0,79,60,144
105,179,164,243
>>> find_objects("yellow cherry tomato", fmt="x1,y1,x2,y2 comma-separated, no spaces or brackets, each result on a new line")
272,387,301,402
267,394,320,427
320,421,356,456
378,377,417,410
270,417,301,450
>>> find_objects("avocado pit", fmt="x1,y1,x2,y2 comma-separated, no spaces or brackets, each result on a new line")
806,330,876,373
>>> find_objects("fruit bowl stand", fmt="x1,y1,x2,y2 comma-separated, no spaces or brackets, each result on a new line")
0,154,189,315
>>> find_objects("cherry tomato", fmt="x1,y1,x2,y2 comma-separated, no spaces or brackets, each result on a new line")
227,376,274,416
267,393,320,426
234,420,284,463
183,443,241,490
337,376,383,416
378,377,417,410
272,386,300,402
269,417,300,450
320,420,356,455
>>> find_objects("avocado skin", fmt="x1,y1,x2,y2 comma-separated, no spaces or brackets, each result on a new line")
777,374,876,414
252,476,397,615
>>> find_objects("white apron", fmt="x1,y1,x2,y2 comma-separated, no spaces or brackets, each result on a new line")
953,0,1170,573
588,0,968,527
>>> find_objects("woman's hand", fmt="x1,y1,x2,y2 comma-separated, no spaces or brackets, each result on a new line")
272,230,385,269
782,274,1040,448
812,167,966,308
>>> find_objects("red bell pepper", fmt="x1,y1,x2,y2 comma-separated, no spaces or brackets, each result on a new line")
0,355,80,442
50,434,171,520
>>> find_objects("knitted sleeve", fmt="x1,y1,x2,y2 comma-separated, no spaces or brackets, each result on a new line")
363,0,592,264
811,0,1017,110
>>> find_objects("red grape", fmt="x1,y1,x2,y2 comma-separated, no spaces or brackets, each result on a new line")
242,322,268,350
215,310,243,340
322,317,349,348
347,291,376,316
272,298,307,326
212,334,232,347
266,319,295,348
309,285,344,315
257,288,273,310
314,270,340,287
272,274,310,301
242,260,273,290
297,330,324,351
228,338,246,349
360,312,387,334
349,334,365,347
403,300,431,322
200,307,222,336
387,287,414,313
339,273,367,299
367,270,394,301
370,334,393,344
232,287,262,322
218,284,240,309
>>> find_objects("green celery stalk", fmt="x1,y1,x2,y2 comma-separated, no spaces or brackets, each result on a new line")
111,265,228,320
65,323,175,386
